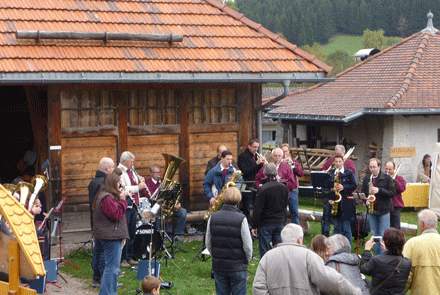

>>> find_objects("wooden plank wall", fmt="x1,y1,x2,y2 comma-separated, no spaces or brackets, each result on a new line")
61,136,117,211
189,131,238,211
126,134,180,183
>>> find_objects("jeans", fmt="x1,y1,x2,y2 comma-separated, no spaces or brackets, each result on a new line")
92,239,104,282
121,208,137,262
321,201,332,237
333,217,352,247
165,207,187,236
288,190,300,224
258,224,284,258
390,207,401,229
213,271,247,295
368,212,390,255
99,239,123,295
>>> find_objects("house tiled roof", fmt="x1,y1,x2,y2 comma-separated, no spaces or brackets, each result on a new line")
268,15,440,121
0,0,331,75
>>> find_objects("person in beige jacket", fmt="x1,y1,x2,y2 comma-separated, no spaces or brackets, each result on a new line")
416,154,431,183
253,223,361,295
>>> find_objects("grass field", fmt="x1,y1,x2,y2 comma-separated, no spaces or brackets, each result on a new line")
321,35,365,56
60,198,428,295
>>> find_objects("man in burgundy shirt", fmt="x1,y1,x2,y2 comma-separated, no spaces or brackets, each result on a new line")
385,161,406,229
118,151,147,268
145,164,188,242
320,145,356,237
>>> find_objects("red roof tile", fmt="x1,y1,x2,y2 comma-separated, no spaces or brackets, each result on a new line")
269,26,440,119
0,0,331,74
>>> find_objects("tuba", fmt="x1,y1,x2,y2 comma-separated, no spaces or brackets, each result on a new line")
204,169,242,220
28,175,48,211
3,183,17,195
156,153,186,215
331,171,342,216
16,182,34,206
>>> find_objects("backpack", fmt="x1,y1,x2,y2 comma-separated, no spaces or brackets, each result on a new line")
351,211,370,240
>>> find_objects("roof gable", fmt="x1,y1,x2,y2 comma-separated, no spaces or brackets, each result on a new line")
0,0,331,82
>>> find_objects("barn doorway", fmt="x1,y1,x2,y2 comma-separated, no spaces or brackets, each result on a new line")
0,85,48,184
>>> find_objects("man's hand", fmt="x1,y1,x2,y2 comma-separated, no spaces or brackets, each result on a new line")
209,197,216,207
256,156,266,165
138,182,147,190
336,184,344,192
251,229,258,237
369,186,379,194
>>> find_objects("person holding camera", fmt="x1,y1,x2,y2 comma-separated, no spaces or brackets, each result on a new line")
360,228,411,295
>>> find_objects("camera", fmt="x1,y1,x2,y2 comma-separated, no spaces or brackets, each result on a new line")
373,236,382,243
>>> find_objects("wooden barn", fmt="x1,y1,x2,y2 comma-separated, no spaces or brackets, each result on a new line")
0,0,332,231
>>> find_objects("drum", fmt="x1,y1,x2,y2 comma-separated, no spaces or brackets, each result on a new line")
133,223,163,260
138,197,154,223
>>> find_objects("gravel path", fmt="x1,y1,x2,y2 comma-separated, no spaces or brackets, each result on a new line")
45,272,98,295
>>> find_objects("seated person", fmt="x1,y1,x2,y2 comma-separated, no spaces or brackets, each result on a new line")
142,275,161,295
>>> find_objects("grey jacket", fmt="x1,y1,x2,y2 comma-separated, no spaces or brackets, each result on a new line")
253,242,361,295
325,248,370,295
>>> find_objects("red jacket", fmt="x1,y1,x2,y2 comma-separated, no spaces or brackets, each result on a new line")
392,175,406,208
321,158,356,175
255,162,297,191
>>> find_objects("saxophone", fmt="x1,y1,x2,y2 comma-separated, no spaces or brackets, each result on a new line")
204,169,242,220
331,170,342,216
367,175,376,213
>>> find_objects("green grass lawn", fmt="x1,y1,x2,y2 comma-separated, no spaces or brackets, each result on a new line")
60,201,427,295
321,35,365,56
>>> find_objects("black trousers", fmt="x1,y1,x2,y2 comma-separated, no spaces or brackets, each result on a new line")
390,207,401,229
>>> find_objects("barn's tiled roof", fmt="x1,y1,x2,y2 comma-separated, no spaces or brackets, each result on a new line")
267,14,440,121
0,0,331,75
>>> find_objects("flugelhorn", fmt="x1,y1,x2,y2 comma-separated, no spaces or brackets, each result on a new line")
255,152,268,164
28,175,48,211
16,181,34,206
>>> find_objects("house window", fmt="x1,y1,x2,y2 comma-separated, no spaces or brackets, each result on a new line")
128,89,179,126
190,88,237,124
61,89,117,128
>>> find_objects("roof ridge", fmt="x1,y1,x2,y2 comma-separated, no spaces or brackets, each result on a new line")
202,0,332,75
384,31,431,108
335,32,422,78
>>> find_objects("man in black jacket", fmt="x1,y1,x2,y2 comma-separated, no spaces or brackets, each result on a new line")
205,144,237,176
251,163,289,258
88,157,115,288
361,158,395,255
237,139,267,220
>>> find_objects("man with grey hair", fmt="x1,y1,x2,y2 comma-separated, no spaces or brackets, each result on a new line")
251,162,289,258
88,157,115,288
118,151,148,268
403,209,440,294
253,223,361,295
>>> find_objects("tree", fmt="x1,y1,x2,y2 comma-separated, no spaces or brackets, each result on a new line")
397,15,409,37
363,29,386,50
325,50,355,77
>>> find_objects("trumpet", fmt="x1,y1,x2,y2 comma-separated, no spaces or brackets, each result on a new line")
367,175,376,214
255,152,268,164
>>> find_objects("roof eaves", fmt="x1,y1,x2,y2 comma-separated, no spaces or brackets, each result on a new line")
203,0,332,75
384,31,431,108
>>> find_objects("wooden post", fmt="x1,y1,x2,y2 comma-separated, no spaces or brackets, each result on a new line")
47,86,62,208
118,91,128,158
177,89,190,210
8,241,19,294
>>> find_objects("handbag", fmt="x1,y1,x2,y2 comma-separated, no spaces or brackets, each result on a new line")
370,257,403,295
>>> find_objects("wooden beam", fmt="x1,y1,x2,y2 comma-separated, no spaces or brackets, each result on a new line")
118,91,128,159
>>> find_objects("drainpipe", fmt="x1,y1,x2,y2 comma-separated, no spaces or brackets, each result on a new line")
257,80,291,153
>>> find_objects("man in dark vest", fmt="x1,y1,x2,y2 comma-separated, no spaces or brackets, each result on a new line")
206,187,253,295
88,157,115,288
